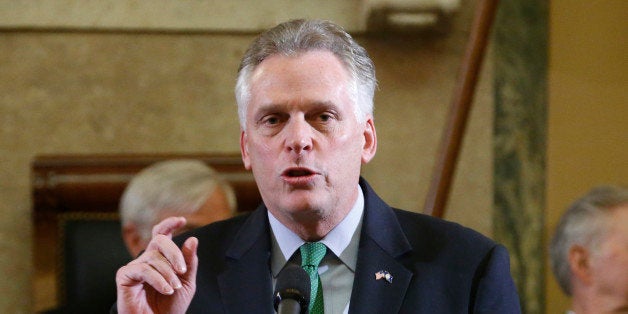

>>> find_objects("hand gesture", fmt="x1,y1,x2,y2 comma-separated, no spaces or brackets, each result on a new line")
115,217,198,314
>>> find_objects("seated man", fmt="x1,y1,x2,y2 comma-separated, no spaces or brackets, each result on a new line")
550,185,628,313
54,159,237,313
120,159,237,257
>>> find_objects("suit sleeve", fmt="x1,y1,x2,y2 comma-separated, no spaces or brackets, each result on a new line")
473,244,522,314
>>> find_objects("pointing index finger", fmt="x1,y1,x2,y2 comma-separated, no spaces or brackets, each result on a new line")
152,216,187,238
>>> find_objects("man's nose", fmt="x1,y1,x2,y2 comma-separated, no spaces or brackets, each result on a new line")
285,118,313,154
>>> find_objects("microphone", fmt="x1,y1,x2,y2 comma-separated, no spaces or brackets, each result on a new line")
273,264,310,314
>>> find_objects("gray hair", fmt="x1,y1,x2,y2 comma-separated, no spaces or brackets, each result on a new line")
235,19,377,130
119,159,237,241
549,184,628,295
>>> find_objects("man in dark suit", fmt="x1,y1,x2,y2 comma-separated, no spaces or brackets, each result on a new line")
114,19,521,313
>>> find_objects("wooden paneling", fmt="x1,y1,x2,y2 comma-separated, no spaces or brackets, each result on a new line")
32,153,260,218
32,153,261,312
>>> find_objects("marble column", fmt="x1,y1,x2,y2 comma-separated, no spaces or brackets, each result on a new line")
493,1,548,313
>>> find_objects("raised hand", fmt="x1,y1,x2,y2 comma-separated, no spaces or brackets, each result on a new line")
115,216,198,314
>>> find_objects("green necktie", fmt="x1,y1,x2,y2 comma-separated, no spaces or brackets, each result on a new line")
300,242,327,314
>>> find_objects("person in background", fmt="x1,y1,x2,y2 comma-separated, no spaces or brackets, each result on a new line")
550,185,628,314
114,19,521,313
119,159,237,257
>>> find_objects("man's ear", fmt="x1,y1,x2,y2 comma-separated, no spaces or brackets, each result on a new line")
240,130,252,170
568,244,593,285
122,223,143,258
361,117,377,164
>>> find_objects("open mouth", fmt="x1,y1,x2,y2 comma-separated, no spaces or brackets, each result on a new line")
284,168,314,177
281,167,318,185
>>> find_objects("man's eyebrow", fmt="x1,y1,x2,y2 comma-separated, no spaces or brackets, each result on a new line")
255,101,339,114
255,103,287,113
310,101,338,110
252,103,287,120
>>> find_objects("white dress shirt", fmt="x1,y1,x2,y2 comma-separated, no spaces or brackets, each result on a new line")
269,185,364,314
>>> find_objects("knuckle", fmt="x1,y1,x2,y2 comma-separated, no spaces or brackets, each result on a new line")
115,265,128,280
153,233,168,242
151,223,162,235
137,262,153,276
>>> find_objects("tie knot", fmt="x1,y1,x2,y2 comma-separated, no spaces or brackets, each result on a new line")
300,242,326,267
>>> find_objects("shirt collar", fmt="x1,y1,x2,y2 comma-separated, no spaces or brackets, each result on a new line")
269,184,364,274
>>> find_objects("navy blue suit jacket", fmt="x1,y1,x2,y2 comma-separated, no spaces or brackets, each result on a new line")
176,178,521,313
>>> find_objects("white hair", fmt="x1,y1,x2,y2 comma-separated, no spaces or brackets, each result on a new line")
235,19,377,130
549,185,628,295
119,159,237,241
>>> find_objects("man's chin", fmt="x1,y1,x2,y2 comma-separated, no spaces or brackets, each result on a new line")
280,196,323,214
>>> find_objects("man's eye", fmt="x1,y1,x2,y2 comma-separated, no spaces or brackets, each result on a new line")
319,113,334,122
263,116,280,125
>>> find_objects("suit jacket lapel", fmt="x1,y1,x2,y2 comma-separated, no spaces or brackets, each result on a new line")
217,206,275,314
349,179,414,313
214,179,413,313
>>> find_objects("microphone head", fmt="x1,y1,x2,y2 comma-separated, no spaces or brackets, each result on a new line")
273,264,310,313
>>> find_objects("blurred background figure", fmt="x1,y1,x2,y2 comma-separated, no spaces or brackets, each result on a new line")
42,159,238,313
120,159,237,257
550,185,628,314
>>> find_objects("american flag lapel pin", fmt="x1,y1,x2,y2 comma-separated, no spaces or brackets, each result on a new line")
375,270,393,283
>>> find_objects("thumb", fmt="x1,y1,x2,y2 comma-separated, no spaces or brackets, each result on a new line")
181,236,199,285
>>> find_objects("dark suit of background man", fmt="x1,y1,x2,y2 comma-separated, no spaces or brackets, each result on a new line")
114,19,521,313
